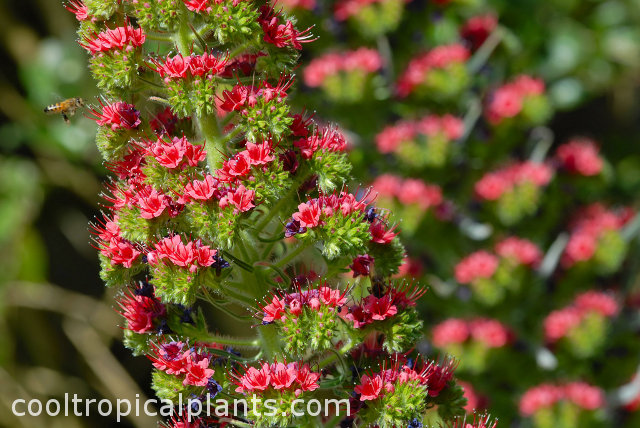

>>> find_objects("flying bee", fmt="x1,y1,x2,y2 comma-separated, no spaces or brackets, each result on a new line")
44,97,84,124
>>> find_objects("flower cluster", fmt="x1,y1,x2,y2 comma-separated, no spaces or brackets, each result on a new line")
303,48,382,102
485,75,551,126
259,283,348,355
334,0,410,37
341,281,426,353
454,237,542,304
397,44,470,98
555,138,604,177
474,161,554,225
562,203,632,272
351,359,461,426
519,382,604,426
375,115,464,167
117,287,167,334
432,318,511,373
233,360,320,426
544,291,619,357
461,14,498,51
149,342,216,394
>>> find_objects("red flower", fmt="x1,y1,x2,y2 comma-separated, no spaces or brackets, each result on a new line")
183,0,212,13
564,382,604,410
220,185,255,213
292,200,321,228
137,187,168,219
574,291,619,317
101,238,141,268
369,220,399,244
364,295,397,321
183,175,218,202
469,318,511,348
219,85,249,112
461,14,498,51
421,358,457,397
65,1,89,21
183,355,215,387
245,141,275,165
519,384,564,415
262,296,286,323
117,290,166,333
88,101,141,131
150,235,195,268
543,307,583,342
147,136,187,169
294,363,320,393
350,254,374,277
82,25,145,54
354,374,383,401
149,342,188,375
495,237,542,267
155,53,190,79
235,363,271,393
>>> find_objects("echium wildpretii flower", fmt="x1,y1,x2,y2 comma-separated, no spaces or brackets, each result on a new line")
454,236,542,305
73,1,475,426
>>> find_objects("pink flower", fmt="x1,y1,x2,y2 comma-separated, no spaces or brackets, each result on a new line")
469,318,511,348
564,382,604,410
183,0,211,13
369,220,399,244
556,138,603,176
564,232,597,264
519,384,564,416
432,318,470,347
495,237,542,267
543,307,583,342
474,173,508,200
65,1,89,21
454,251,499,284
574,291,619,317
101,238,141,268
183,175,218,202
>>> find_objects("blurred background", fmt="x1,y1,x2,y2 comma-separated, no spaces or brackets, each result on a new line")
0,0,639,427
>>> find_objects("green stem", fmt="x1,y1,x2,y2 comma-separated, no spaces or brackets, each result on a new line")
202,335,260,348
274,240,313,268
199,114,225,169
257,325,282,360
173,13,192,55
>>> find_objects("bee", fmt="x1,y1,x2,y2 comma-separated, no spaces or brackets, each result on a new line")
44,97,84,124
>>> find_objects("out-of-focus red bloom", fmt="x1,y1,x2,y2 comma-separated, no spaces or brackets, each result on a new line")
520,382,604,416
474,161,554,201
432,318,470,347
461,14,498,51
454,251,499,284
556,138,604,176
495,237,542,267
304,48,382,87
544,291,618,342
397,44,470,97
486,75,545,124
